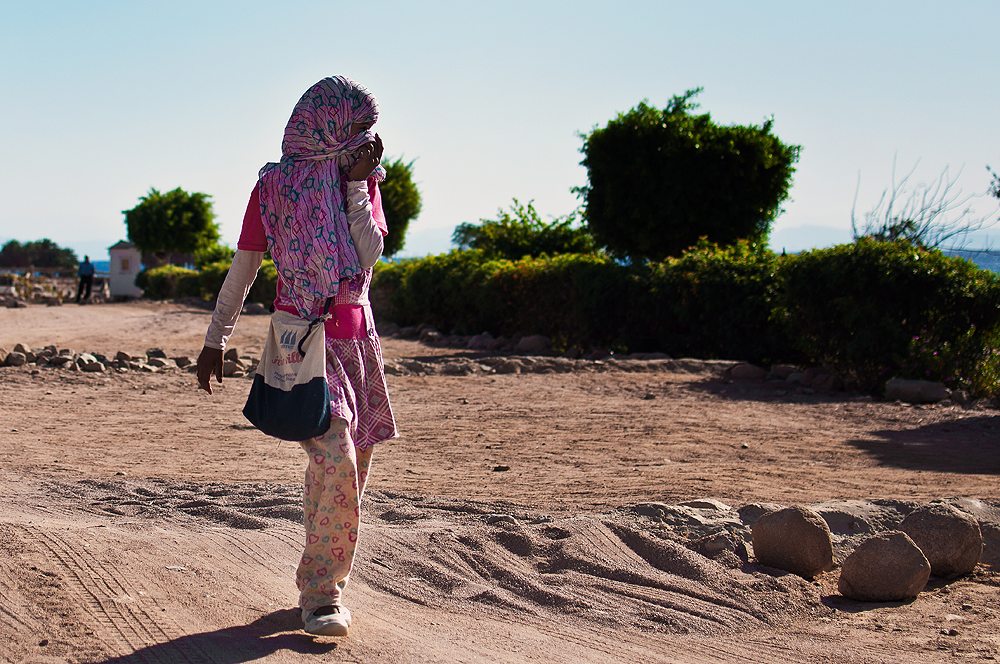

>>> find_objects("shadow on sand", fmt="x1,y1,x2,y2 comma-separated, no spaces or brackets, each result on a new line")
846,415,1000,475
93,608,339,664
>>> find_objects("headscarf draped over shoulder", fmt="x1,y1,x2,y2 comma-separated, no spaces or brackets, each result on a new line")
258,76,385,318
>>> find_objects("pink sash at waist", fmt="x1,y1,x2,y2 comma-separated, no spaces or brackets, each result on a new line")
273,303,369,339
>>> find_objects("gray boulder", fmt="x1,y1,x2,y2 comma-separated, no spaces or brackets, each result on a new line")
838,531,931,601
770,364,799,380
467,332,495,350
515,334,551,354
752,505,834,578
885,378,950,404
900,503,983,577
980,523,1000,569
730,363,767,380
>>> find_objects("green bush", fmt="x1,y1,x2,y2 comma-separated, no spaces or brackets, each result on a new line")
780,239,1000,395
452,199,596,261
136,264,201,300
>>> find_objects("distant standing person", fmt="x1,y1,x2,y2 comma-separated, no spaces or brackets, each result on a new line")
76,255,94,303
196,76,397,637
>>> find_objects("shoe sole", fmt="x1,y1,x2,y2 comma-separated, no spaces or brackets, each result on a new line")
304,622,349,637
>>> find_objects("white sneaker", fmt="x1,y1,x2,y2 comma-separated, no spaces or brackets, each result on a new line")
302,605,351,636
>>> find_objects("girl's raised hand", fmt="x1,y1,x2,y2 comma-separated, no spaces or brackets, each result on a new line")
348,133,384,181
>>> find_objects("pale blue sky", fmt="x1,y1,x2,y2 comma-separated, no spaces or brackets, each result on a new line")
2,1,998,262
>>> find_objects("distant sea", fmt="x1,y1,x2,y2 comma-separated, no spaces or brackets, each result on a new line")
944,249,1000,273
93,260,110,274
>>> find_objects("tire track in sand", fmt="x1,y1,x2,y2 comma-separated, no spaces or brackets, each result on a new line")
23,525,215,663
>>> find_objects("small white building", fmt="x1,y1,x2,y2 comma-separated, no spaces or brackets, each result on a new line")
108,240,143,298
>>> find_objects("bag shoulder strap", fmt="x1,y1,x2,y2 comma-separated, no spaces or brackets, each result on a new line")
296,297,334,357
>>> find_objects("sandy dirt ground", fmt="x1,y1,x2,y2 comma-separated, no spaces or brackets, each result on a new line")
0,301,998,663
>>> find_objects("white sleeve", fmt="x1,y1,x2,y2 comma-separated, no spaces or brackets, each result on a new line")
345,180,384,269
203,249,265,350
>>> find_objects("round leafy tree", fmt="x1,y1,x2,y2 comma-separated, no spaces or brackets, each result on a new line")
123,187,220,265
379,158,422,257
577,89,801,261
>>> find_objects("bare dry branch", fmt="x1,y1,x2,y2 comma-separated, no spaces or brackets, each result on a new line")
852,157,1000,249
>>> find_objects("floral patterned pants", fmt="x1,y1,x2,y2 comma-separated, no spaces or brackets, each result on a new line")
296,420,374,611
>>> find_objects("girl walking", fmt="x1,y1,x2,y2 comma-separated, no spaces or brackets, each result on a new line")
197,76,398,637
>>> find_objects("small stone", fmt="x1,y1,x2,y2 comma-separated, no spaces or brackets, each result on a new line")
5,351,26,367
900,503,983,577
223,348,240,362
39,638,48,646
752,505,833,578
486,514,519,526
115,351,132,362
838,531,930,601
493,359,522,375
172,356,191,368
419,329,442,345
13,343,29,354
146,347,167,359
146,357,172,368
561,345,583,359
492,465,511,472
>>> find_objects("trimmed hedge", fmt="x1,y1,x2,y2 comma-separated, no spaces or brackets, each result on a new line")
780,239,1000,394
135,265,201,300
137,259,279,304
373,240,1000,396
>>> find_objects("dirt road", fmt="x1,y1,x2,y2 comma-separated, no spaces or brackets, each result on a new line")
1,302,998,663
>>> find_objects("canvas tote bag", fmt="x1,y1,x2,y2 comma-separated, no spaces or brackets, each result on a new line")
243,303,332,441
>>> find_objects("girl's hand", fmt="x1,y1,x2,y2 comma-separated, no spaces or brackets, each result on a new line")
197,346,224,394
347,133,384,181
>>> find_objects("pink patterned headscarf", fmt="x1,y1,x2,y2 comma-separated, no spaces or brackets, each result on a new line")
258,76,386,318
